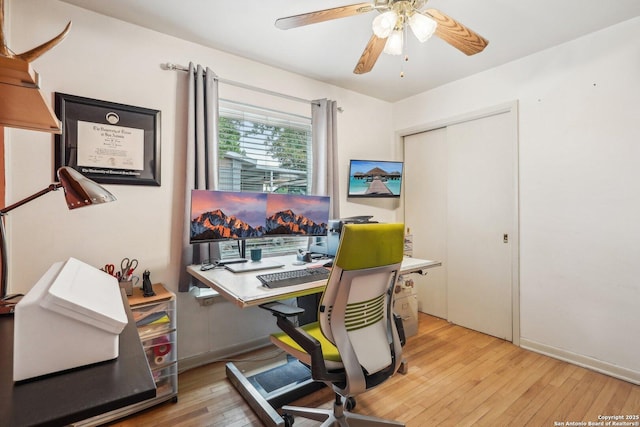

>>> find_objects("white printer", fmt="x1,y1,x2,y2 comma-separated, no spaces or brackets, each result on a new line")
13,257,127,381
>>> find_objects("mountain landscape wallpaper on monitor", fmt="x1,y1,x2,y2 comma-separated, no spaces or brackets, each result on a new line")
347,159,403,198
190,190,267,243
265,194,330,236
190,190,331,244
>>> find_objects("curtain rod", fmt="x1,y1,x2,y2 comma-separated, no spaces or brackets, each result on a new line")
162,62,321,107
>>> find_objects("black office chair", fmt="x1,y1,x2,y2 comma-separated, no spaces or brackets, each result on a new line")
263,223,406,426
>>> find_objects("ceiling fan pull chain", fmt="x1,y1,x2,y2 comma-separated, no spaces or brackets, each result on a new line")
400,23,409,77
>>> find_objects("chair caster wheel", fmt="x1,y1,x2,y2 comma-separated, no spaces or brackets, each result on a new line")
282,413,295,427
345,397,356,411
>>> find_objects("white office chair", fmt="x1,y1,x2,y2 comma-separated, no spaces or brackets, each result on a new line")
263,223,406,427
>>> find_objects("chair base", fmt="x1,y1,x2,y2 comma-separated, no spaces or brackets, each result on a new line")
281,402,405,427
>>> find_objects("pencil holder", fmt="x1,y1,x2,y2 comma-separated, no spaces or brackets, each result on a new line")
119,276,139,296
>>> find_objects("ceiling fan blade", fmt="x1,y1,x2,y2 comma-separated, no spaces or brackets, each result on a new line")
353,34,387,74
424,9,489,55
276,3,373,30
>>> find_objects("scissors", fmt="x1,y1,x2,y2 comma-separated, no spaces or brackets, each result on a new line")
103,264,116,277
120,258,139,280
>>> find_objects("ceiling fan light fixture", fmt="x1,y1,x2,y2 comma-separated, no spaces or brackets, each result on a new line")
274,3,489,75
408,12,437,43
372,10,398,38
383,29,404,55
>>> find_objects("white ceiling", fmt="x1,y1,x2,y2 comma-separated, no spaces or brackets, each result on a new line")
60,0,640,102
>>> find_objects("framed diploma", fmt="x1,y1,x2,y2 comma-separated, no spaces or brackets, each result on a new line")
54,93,161,186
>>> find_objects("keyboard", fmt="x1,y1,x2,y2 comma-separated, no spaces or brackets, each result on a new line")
257,267,331,289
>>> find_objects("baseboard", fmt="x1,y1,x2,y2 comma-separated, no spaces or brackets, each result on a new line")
520,338,640,385
177,336,272,374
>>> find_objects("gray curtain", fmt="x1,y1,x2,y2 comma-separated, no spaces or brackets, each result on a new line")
311,99,340,219
179,63,220,292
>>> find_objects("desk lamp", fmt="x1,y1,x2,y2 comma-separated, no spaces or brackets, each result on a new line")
0,166,116,314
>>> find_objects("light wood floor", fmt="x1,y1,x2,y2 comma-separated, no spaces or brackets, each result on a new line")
110,314,639,426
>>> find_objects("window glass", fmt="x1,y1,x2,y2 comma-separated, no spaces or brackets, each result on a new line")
218,100,313,257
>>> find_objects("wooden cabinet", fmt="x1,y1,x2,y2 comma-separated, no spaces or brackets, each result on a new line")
74,284,178,426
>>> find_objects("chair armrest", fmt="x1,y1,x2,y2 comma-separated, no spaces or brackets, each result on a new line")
260,302,319,356
264,304,344,383
260,302,305,317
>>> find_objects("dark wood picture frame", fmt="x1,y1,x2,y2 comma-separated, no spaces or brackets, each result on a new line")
54,93,161,186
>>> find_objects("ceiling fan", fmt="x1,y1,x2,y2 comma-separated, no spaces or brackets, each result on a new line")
275,0,489,75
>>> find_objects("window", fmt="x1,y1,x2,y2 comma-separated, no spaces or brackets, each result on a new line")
217,100,313,257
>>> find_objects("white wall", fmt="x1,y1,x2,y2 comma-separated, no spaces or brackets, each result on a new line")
394,17,640,383
4,0,400,364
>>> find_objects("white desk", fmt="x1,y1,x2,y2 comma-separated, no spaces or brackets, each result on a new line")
187,255,441,308
186,255,441,427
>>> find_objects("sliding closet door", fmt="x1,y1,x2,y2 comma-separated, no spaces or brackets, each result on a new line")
446,113,516,341
404,106,518,341
404,128,448,318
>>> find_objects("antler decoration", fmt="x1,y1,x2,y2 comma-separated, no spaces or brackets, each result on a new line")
0,0,71,62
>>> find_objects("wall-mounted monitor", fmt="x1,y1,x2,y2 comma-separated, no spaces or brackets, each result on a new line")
265,193,330,236
190,190,267,244
347,159,403,198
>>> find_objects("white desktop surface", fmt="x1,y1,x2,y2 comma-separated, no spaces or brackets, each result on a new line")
187,255,441,308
